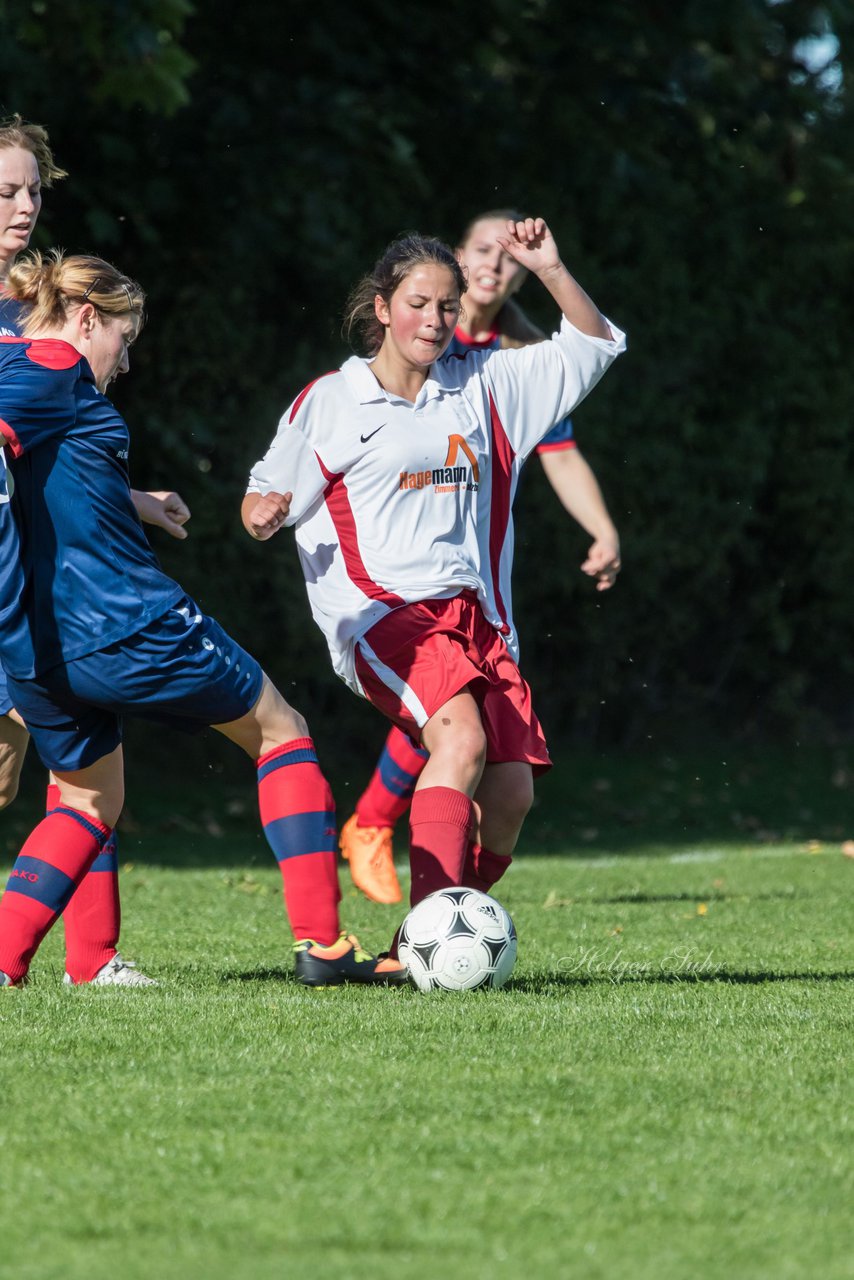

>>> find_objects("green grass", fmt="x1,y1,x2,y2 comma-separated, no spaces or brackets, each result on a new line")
1,745,853,1279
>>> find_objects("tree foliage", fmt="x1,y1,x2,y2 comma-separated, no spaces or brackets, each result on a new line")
1,0,852,746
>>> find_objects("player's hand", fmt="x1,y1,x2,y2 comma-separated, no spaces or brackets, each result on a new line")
247,491,292,540
581,538,621,591
495,218,562,278
133,489,192,540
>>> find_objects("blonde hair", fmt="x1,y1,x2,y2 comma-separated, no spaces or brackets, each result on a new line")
0,114,67,187
7,250,145,336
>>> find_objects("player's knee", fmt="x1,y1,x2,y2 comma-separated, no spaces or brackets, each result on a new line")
447,724,488,776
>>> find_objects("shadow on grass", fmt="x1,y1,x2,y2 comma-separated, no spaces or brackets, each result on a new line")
586,891,800,904
215,967,854,990
508,969,854,991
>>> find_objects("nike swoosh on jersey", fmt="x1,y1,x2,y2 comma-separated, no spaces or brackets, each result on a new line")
360,423,386,443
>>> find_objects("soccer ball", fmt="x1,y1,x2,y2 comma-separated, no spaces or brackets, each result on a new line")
398,887,517,992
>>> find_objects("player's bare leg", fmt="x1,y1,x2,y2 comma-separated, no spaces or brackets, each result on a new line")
466,762,534,894
0,709,29,811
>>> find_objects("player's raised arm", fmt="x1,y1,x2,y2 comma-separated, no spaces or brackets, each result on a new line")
495,217,613,341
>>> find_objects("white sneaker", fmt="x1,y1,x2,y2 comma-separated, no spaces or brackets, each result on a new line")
0,969,23,988
63,954,158,987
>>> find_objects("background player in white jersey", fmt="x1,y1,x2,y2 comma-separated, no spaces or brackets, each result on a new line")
338,208,622,904
0,116,190,985
243,217,625,938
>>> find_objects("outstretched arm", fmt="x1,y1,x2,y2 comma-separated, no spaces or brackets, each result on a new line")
495,218,612,341
131,489,191,540
538,449,621,591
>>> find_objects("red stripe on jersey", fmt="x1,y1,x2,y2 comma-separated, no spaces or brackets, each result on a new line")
535,438,577,454
487,392,514,636
289,371,337,424
24,339,82,371
0,416,22,457
316,455,405,609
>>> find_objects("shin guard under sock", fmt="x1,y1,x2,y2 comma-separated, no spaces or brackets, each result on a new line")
47,784,122,983
408,786,473,907
257,738,341,944
0,807,113,983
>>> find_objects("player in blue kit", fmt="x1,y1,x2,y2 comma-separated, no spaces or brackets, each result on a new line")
0,115,193,984
1,114,193,987
338,209,622,904
0,250,405,988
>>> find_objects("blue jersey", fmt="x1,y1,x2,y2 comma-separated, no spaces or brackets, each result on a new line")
0,337,184,679
0,293,23,703
0,290,24,337
446,326,575,452
0,443,18,708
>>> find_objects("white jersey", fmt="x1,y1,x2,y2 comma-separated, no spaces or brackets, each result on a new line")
248,315,626,692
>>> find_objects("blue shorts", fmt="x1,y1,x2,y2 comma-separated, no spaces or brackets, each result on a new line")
6,597,265,772
0,659,12,717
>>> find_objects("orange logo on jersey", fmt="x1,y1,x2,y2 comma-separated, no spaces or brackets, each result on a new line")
444,435,480,485
398,435,480,495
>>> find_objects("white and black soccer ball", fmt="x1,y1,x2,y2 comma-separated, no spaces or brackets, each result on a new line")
398,887,517,992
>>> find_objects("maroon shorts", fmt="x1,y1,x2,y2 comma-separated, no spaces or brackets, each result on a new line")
354,591,551,774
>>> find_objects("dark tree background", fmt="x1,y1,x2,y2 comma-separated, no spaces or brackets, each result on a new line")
2,0,852,753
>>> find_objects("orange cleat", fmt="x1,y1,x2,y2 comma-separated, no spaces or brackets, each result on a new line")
339,813,402,904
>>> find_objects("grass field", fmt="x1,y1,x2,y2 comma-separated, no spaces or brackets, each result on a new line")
1,742,852,1280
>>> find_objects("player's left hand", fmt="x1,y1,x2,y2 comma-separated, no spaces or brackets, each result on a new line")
581,537,621,591
495,217,562,278
133,489,192,539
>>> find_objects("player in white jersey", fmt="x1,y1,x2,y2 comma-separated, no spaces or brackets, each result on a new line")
338,207,622,903
243,217,625,926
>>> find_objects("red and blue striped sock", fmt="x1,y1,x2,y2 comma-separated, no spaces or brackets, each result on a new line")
356,725,429,829
46,783,122,983
408,786,473,906
0,806,113,983
257,737,341,945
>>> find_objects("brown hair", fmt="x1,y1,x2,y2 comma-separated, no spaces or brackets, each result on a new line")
343,233,467,355
7,250,145,335
0,115,67,187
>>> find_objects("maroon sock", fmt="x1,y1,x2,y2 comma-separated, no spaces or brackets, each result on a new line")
464,841,512,894
408,787,473,906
